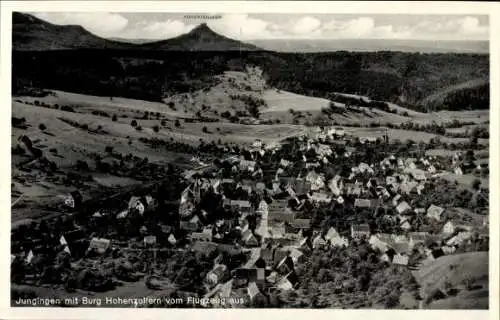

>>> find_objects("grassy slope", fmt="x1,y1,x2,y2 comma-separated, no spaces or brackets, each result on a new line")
412,252,489,309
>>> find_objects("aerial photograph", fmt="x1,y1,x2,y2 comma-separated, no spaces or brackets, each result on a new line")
10,12,489,309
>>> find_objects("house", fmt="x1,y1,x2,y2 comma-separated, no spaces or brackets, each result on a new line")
167,234,177,245
351,224,370,240
369,234,391,252
293,179,311,195
25,250,34,264
180,215,202,232
386,176,397,185
222,178,235,185
325,227,349,247
446,231,472,246
128,196,146,215
441,221,455,236
416,184,425,195
268,224,286,239
442,246,456,254
87,238,111,254
255,182,266,192
276,256,295,275
241,185,253,195
256,200,269,215
234,268,265,286
269,210,296,223
179,188,195,218
266,271,279,284
405,168,427,181
427,204,445,221
143,235,157,246
392,194,402,207
240,159,256,172
247,281,265,302
310,192,332,203
242,230,259,247
259,247,275,267
286,186,297,198
64,190,82,209
290,219,311,230
206,264,229,286
306,162,320,169
380,253,391,262
191,227,213,242
252,139,263,149
231,200,253,214
305,171,325,191
312,235,327,249
354,198,372,208
400,220,412,231
272,248,290,267
59,229,86,256
396,201,412,215
392,253,409,266
328,179,342,196
409,232,428,248
288,248,305,264
392,241,410,257
277,272,299,292
280,159,292,168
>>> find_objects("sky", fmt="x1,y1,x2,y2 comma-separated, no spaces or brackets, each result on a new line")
30,12,489,41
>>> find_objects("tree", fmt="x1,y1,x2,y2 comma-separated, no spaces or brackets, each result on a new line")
38,123,46,131
112,114,118,122
202,126,209,134
175,120,181,128
161,120,167,126
465,150,475,163
153,125,160,133
471,179,481,191
131,120,138,127
105,146,114,153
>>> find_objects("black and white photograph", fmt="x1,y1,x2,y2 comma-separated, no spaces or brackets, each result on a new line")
3,1,497,314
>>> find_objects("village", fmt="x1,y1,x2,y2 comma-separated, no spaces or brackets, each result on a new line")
11,126,489,308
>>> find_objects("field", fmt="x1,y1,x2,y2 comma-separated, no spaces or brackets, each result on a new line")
11,66,490,222
344,127,488,145
412,252,489,309
262,89,331,112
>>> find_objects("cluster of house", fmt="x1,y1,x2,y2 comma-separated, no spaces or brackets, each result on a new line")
163,136,486,306
11,125,488,306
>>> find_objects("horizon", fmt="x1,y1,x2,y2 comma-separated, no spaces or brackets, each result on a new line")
27,12,489,42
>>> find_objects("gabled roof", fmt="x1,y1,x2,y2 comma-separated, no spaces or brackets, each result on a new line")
427,204,444,218
392,242,410,254
409,232,429,242
354,198,372,208
290,219,311,229
247,281,261,299
352,224,370,233
325,227,340,241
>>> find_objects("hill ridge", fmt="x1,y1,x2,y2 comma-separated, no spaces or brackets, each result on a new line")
13,12,261,52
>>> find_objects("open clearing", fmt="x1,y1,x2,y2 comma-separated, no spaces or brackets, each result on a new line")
262,89,331,112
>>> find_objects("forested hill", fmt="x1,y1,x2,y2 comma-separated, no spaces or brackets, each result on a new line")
12,12,488,111
12,49,488,112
